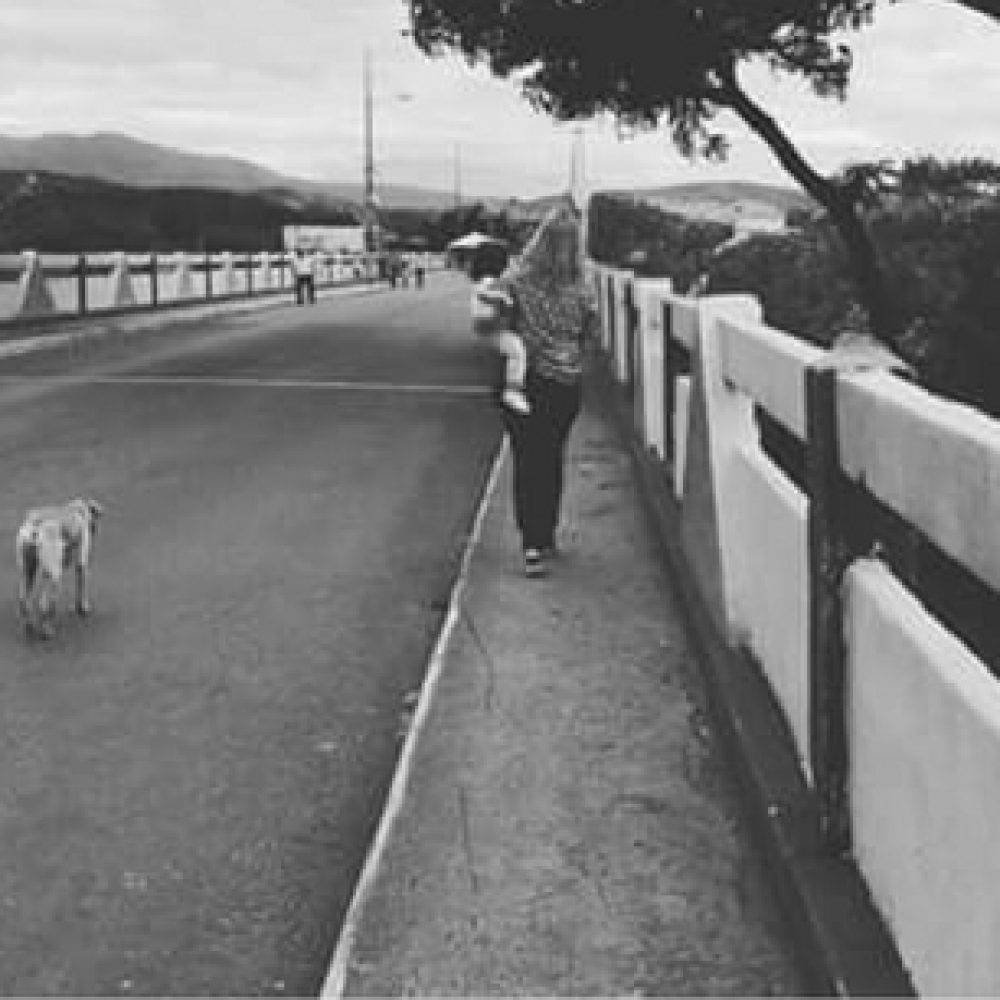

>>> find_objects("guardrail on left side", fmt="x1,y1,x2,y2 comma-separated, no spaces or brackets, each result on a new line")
0,250,382,327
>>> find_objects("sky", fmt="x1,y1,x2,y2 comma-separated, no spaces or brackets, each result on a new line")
0,0,998,199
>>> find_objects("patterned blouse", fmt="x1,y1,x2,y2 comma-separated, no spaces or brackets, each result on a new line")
509,278,594,384
494,203,596,385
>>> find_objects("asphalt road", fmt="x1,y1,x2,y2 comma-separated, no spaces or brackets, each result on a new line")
0,273,503,995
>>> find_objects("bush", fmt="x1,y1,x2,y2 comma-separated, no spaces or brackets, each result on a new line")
588,192,732,290
589,162,1000,418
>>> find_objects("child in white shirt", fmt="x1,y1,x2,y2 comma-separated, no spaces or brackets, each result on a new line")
472,277,529,414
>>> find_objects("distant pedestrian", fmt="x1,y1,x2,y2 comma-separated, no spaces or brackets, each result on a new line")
487,201,596,577
388,253,402,288
292,249,316,305
414,253,426,289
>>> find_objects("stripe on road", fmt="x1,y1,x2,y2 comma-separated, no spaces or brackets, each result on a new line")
0,374,491,396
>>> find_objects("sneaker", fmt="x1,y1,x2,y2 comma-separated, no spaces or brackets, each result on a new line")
502,386,531,415
523,547,547,578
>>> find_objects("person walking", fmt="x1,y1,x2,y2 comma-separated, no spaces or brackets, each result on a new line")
489,200,595,578
292,248,316,305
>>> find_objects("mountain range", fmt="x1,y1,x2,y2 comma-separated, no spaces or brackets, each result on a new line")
623,181,812,230
0,131,808,221
0,131,463,211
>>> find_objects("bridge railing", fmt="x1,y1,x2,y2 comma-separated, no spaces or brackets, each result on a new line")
590,259,1000,997
0,249,384,326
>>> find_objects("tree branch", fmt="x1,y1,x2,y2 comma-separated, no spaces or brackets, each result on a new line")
714,65,841,213
953,0,1000,20
714,63,903,340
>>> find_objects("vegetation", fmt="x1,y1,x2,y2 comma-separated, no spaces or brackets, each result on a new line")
0,170,538,256
406,0,940,345
380,202,537,252
589,158,1000,419
587,192,732,290
0,171,358,253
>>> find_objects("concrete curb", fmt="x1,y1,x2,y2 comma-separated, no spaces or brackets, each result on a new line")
598,365,915,997
320,436,510,999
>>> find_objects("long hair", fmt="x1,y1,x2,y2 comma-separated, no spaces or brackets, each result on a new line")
516,202,583,291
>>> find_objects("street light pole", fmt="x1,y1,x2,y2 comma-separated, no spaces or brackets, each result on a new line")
363,47,377,258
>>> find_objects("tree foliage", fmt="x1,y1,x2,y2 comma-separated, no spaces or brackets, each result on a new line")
587,192,731,287
411,0,878,155
0,171,358,253
589,158,1000,418
405,0,950,343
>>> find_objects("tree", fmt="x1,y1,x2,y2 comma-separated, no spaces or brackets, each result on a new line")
406,0,935,343
954,0,1000,20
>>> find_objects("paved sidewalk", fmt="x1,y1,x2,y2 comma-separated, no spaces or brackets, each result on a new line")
326,386,805,996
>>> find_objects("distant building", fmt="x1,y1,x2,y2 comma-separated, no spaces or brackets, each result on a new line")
282,225,365,253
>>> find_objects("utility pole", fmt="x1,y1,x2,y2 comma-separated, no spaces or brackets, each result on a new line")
453,144,461,213
569,127,585,207
570,127,588,260
363,47,376,256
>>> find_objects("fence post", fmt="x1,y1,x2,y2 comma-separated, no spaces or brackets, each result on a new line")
605,273,616,359
623,278,638,402
77,254,88,315
805,364,852,855
633,277,673,457
675,295,762,637
613,271,634,383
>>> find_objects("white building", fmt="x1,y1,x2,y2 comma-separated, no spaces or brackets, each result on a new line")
282,225,365,253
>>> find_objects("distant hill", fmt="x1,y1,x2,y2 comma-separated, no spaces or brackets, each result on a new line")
616,181,813,230
0,131,474,211
0,170,359,253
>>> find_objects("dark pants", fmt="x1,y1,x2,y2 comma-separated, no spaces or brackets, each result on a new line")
295,274,315,305
503,371,582,551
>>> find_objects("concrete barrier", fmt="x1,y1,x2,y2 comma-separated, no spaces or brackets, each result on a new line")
591,250,1000,993
16,251,56,317
681,294,764,638
729,444,811,775
110,252,137,308
845,558,1000,996
0,246,388,331
633,277,672,455
838,370,1000,594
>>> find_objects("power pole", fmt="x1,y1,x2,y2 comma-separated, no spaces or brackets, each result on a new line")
453,144,461,213
363,47,376,255
570,127,588,260
569,127,585,207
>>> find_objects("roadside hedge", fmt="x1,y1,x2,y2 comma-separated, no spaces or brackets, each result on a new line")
588,178,1000,418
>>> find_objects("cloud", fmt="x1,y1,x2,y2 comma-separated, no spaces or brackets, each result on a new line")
0,0,998,197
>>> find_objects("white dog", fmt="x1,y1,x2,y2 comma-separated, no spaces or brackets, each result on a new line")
16,497,103,639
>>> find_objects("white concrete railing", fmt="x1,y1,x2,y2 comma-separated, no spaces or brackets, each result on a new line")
590,260,1000,997
0,249,382,324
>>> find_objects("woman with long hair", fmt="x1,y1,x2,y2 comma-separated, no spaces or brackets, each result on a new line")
492,200,596,577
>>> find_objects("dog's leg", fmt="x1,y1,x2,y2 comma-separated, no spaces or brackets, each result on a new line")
35,576,54,639
75,563,91,616
16,535,39,634
17,566,30,623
